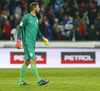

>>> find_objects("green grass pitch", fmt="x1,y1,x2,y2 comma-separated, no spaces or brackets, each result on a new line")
0,68,100,91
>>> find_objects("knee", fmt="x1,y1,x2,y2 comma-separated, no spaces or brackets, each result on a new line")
30,58,37,65
24,60,30,66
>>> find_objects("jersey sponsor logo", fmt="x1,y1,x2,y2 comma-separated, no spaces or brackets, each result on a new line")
10,52,46,64
20,22,23,26
61,52,95,64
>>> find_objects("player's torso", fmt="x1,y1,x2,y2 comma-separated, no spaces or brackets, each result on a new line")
26,14,39,33
22,13,39,46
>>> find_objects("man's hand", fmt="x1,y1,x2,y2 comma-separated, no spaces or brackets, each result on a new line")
42,37,49,46
15,39,23,49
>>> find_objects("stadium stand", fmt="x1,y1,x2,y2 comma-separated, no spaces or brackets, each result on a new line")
0,0,100,41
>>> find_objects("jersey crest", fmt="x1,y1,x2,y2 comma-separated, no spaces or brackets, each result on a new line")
36,19,38,23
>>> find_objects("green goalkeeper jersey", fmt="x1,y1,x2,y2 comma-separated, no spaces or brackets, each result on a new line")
17,13,43,47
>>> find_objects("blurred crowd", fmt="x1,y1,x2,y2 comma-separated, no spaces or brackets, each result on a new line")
0,0,100,41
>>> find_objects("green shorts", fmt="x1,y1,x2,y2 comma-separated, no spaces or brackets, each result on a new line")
23,45,36,61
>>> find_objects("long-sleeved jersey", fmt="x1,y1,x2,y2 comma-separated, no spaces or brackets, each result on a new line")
17,13,43,47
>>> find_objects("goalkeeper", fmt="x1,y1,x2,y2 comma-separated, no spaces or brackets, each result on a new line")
15,2,49,86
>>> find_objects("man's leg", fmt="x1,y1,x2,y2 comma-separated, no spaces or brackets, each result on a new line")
30,58,41,82
18,60,30,84
30,58,49,85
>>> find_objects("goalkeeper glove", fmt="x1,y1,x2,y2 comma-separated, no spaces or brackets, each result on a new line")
15,39,23,49
42,37,49,46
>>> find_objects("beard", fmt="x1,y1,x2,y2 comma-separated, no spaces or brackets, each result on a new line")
35,10,39,14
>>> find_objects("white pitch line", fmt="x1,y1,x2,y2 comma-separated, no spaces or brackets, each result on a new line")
50,82,100,85
41,77,100,79
0,77,100,80
0,80,100,86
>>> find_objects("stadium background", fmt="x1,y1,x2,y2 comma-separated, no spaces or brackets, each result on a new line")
0,0,100,41
0,0,100,91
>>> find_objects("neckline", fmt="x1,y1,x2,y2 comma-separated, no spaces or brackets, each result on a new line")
30,13,36,17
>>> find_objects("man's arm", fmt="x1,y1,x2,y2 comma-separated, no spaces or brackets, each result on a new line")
17,27,23,40
37,29,44,39
17,15,28,39
16,15,28,48
37,29,49,46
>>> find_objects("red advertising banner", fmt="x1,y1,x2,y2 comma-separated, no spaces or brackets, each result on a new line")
10,52,46,64
61,52,95,64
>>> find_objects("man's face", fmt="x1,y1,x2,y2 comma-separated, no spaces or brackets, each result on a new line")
35,5,40,14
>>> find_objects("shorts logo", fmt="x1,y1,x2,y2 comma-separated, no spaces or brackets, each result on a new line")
30,53,33,57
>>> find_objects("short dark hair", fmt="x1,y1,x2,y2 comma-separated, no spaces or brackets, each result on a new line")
29,2,38,12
